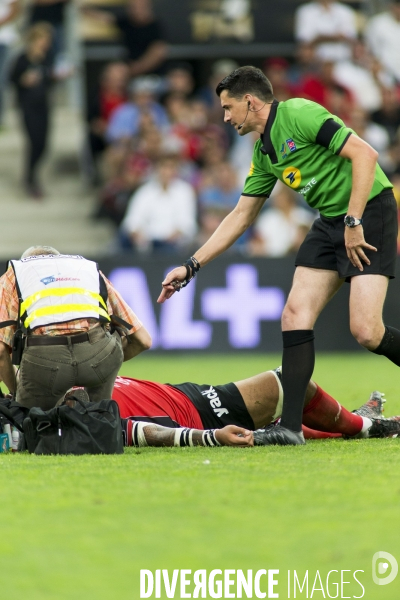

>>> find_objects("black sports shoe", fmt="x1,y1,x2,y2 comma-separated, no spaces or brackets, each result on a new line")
353,391,386,419
253,425,305,446
367,416,400,438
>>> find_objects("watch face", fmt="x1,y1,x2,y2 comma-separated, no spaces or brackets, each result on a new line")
345,216,355,227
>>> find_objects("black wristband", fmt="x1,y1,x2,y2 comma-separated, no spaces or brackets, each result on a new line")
183,256,201,275
180,256,201,289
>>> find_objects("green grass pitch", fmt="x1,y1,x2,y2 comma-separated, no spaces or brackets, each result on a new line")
0,353,399,599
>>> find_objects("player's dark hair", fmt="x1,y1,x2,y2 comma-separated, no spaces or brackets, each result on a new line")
215,66,274,102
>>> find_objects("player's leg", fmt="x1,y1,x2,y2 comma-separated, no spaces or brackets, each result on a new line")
147,373,395,441
301,384,368,436
238,369,367,436
302,426,342,439
234,371,281,429
349,274,400,365
234,371,317,429
280,267,343,432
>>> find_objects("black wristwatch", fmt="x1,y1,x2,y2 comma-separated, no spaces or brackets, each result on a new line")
344,215,363,228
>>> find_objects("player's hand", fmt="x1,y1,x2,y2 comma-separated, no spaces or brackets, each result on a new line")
344,226,377,271
157,266,187,303
215,425,254,447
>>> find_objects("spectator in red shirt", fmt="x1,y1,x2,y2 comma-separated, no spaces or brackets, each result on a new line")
263,57,295,101
296,59,353,121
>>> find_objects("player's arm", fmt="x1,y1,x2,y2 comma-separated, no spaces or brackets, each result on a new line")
157,195,266,303
128,422,254,447
339,134,379,271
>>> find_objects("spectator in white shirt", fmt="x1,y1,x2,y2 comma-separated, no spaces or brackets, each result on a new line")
249,184,315,258
333,40,393,113
121,155,197,253
0,0,19,123
294,0,357,63
365,0,400,83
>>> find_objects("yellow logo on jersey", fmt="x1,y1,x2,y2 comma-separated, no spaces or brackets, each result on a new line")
283,166,301,189
248,162,255,176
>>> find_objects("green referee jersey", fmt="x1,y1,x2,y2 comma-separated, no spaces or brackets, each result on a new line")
242,98,392,217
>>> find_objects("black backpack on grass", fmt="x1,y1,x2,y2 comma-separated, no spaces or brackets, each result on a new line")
0,395,124,455
0,395,29,431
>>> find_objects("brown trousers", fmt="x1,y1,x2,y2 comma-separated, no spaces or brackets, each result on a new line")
16,327,123,410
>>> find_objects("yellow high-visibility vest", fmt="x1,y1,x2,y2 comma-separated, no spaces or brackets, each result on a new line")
11,254,110,330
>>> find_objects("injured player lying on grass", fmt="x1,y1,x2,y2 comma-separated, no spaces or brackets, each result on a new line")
67,367,400,447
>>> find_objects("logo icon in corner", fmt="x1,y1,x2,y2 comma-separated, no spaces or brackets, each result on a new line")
372,551,398,586
286,138,297,152
283,166,301,189
280,143,288,159
40,276,56,285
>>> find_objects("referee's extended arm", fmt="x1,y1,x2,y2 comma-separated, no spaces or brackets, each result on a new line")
339,134,379,271
157,194,266,303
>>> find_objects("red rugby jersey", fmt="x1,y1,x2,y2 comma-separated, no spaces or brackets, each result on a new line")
112,376,204,430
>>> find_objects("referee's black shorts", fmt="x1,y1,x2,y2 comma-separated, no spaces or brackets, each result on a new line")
295,190,398,281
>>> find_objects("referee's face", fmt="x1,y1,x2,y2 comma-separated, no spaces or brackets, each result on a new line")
220,91,250,136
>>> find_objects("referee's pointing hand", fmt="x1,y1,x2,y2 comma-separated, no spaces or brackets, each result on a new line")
344,226,377,271
157,266,187,303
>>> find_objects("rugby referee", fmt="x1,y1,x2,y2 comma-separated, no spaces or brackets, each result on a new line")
158,66,400,446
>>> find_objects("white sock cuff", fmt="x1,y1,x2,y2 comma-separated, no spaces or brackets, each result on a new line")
360,417,373,437
132,421,149,447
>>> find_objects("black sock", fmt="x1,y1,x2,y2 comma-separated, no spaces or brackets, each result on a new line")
372,326,400,367
280,330,315,432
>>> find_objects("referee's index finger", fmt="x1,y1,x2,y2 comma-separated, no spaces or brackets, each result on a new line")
157,285,176,303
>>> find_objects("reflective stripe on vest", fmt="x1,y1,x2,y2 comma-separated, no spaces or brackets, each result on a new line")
24,304,110,329
11,255,110,330
20,287,108,315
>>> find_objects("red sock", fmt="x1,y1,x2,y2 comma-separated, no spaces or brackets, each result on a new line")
302,425,342,439
302,385,363,436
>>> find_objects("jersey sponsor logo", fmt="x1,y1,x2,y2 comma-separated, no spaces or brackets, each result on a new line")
40,275,81,285
283,166,301,189
201,385,229,418
280,143,288,159
286,138,297,152
299,177,317,195
248,161,255,176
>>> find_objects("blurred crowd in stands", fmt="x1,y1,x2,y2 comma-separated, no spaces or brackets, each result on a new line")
3,0,400,255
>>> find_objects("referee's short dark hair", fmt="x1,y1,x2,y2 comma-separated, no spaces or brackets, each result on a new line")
216,66,274,102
